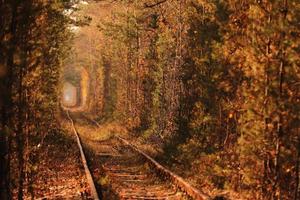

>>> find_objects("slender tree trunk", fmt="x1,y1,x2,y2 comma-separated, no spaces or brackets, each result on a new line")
17,53,26,200
263,9,272,199
273,1,288,198
0,1,19,199
272,59,285,200
135,17,140,119
0,109,10,200
0,2,8,195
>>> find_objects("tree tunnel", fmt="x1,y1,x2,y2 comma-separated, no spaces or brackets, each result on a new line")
60,0,105,114
62,82,78,107
61,67,90,111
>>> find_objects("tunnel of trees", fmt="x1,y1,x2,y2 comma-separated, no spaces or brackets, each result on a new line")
62,82,78,107
62,66,90,110
0,0,300,199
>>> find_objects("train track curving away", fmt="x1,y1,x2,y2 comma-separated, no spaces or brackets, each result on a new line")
67,112,211,200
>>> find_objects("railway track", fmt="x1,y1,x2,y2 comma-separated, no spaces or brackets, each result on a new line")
67,111,211,200
66,111,100,200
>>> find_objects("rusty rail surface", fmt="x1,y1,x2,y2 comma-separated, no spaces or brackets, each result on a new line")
86,115,211,200
66,111,100,200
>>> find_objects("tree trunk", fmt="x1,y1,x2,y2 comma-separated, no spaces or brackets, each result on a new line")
17,53,25,200
0,1,19,199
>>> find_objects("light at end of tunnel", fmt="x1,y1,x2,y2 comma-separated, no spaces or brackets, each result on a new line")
62,82,77,107
64,94,71,102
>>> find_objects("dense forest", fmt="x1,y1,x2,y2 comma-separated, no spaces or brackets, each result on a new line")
0,0,300,200
0,1,72,199
93,1,300,199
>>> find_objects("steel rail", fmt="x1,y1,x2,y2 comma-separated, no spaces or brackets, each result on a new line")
66,111,100,200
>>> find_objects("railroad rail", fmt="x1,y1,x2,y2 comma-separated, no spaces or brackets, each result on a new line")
66,111,100,200
67,113,212,200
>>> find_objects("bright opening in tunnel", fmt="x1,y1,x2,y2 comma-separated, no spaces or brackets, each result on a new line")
61,67,89,111
62,82,78,108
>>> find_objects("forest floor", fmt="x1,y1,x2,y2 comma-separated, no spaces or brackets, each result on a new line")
22,132,92,199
